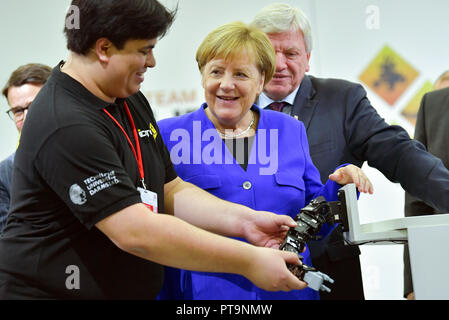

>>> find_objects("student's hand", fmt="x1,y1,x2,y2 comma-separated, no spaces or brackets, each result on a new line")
242,211,297,249
329,164,374,194
244,247,307,292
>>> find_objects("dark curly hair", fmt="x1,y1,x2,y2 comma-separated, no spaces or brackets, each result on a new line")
64,0,176,55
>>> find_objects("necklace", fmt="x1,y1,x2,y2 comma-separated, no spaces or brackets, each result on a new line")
217,111,255,139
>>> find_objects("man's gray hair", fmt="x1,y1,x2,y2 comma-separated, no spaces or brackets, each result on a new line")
251,3,313,54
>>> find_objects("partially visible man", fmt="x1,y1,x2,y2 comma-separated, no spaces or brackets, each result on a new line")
252,3,449,299
403,71,449,300
434,70,449,90
0,63,52,232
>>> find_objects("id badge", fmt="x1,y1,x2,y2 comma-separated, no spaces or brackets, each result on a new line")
138,187,158,213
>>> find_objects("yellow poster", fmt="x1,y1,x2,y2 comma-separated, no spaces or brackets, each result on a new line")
401,81,434,126
359,45,419,106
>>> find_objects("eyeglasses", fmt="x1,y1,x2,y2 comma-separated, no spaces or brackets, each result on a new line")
6,105,30,122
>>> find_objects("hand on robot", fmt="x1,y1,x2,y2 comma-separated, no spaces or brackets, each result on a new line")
329,164,374,194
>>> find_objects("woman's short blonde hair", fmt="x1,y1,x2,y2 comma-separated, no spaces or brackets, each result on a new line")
196,21,276,86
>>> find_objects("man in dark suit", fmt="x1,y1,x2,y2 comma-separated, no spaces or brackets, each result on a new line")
0,63,51,232
404,82,449,300
252,3,449,299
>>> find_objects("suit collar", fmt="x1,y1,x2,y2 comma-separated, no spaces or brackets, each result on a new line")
258,86,300,108
292,75,318,129
296,75,315,99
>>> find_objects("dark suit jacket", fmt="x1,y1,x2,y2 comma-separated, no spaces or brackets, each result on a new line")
0,153,14,232
403,87,449,297
263,75,449,299
292,76,449,211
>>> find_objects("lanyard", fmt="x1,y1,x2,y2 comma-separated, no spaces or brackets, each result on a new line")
103,102,147,189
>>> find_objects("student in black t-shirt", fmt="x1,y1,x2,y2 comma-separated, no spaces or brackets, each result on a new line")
0,0,307,299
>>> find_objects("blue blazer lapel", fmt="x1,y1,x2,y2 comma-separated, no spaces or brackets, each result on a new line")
292,75,318,130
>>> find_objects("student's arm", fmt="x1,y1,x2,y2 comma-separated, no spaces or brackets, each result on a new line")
163,177,297,248
96,203,306,292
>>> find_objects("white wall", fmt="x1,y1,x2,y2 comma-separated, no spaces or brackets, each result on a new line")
1,0,448,300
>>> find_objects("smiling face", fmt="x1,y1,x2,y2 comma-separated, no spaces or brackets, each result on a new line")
103,38,157,99
264,29,311,101
202,52,265,129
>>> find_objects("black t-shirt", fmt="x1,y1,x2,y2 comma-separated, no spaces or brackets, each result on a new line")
0,63,177,299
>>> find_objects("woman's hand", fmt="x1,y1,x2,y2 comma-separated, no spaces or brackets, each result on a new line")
242,211,297,249
328,164,374,194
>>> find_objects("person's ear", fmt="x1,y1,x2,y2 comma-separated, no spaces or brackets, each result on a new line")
305,53,311,73
257,72,265,94
95,38,114,63
201,70,206,89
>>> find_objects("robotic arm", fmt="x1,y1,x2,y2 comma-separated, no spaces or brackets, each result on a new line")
280,189,350,292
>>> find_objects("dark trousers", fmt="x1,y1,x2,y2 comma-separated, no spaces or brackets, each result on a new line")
307,226,365,300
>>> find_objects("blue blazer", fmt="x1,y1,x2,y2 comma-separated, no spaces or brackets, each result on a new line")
157,104,343,300
0,153,14,232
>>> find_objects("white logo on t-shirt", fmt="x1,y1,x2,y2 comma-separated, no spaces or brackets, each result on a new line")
69,184,87,205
